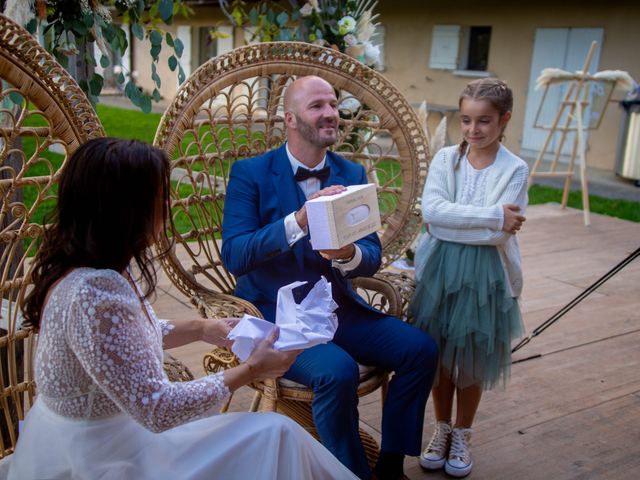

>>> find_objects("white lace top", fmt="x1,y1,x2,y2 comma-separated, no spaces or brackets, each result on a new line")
35,268,230,432
459,156,493,206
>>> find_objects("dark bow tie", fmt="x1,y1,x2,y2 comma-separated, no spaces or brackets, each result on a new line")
294,166,331,182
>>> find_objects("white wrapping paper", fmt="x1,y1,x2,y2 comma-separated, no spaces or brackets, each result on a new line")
228,277,338,361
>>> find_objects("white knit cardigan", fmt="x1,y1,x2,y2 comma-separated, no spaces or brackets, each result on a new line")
415,144,529,298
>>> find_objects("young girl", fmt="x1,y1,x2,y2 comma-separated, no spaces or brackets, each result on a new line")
410,78,528,477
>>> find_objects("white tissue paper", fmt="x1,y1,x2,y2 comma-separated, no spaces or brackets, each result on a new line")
228,277,339,362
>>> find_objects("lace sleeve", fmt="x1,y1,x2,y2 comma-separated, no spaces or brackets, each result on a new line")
157,319,175,337
66,271,230,432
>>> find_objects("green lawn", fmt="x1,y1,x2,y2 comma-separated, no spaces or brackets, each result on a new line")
96,104,161,142
18,104,640,225
528,185,640,223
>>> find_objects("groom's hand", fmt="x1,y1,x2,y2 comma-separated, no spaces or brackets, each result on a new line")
295,185,347,229
319,243,356,262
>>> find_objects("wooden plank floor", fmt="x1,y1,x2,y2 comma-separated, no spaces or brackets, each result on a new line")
156,204,640,480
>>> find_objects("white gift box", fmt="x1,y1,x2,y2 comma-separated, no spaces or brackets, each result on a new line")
306,183,381,250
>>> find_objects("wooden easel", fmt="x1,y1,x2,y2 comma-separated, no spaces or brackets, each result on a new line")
528,41,600,226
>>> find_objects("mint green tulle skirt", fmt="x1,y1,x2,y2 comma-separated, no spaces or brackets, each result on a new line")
410,240,524,391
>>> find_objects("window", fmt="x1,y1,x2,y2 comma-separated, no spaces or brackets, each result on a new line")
429,24,492,73
194,25,233,68
461,26,491,71
198,27,218,66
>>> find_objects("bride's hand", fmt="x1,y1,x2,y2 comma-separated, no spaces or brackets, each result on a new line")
245,328,301,380
201,318,239,348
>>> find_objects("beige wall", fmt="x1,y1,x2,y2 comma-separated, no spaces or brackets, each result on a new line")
132,7,229,100
131,2,639,171
378,0,640,170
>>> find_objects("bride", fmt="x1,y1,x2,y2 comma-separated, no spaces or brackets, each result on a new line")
6,137,357,479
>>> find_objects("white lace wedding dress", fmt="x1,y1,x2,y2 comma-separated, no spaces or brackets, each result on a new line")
6,268,357,479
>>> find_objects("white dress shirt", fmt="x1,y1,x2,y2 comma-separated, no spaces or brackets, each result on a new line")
283,143,362,274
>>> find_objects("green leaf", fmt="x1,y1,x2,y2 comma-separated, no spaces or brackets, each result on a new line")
57,54,69,69
103,25,116,43
43,21,55,35
150,44,161,61
248,7,259,25
168,55,178,71
140,95,152,114
85,49,97,67
276,12,289,26
125,80,141,105
266,9,275,23
135,0,145,17
173,38,184,58
131,23,144,41
8,91,24,106
88,74,104,96
26,18,38,34
277,29,292,41
117,72,126,84
149,30,162,46
178,65,186,84
100,55,110,68
152,88,162,102
151,63,161,88
72,20,87,36
83,12,94,28
158,0,173,23
231,7,244,26
116,27,128,51
165,32,174,47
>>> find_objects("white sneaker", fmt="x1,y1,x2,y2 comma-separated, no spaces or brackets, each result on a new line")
445,427,473,477
420,421,452,470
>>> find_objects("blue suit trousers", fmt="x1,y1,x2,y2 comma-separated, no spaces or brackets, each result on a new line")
283,312,438,480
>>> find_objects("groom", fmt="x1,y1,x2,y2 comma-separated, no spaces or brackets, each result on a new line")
221,76,437,480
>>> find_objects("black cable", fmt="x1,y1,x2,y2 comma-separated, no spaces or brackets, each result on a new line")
512,246,640,355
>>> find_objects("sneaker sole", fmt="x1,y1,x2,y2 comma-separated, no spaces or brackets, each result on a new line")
444,460,473,477
420,456,446,470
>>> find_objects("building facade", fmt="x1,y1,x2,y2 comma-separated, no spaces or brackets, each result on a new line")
128,1,640,171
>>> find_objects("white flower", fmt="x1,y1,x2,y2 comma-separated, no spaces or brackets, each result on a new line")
339,97,362,113
356,9,379,43
300,3,314,17
4,0,35,27
344,34,359,47
337,16,357,35
363,41,381,66
308,0,320,10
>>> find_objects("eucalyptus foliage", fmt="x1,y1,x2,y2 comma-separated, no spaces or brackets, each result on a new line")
24,0,190,112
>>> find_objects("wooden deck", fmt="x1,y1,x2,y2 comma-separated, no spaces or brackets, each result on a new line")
156,204,640,479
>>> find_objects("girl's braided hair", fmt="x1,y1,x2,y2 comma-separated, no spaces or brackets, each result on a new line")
457,78,513,162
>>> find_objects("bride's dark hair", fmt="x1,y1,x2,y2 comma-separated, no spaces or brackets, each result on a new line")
22,137,171,329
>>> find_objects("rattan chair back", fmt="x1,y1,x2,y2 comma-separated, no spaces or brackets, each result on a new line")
0,15,105,457
154,42,429,310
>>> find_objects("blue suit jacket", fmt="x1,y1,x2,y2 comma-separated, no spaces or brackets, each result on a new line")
221,145,383,322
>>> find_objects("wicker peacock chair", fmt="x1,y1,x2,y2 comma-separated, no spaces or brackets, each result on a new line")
0,15,200,459
0,14,106,457
153,41,430,465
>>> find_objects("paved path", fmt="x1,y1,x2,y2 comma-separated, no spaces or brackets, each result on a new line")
155,203,640,480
